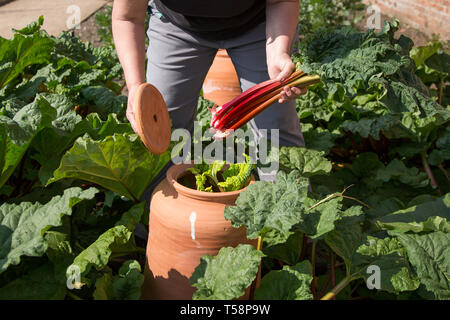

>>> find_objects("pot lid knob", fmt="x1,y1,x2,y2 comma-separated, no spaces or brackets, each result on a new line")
134,83,171,155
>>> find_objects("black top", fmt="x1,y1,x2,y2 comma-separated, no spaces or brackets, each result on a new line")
153,0,266,40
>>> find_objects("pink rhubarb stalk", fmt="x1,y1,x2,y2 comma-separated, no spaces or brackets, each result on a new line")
210,70,319,134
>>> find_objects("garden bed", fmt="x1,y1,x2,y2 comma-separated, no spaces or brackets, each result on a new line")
0,0,448,301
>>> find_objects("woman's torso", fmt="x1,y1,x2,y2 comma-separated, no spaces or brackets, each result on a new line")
152,0,266,40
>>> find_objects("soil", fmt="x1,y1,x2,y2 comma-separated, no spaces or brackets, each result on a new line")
72,1,112,47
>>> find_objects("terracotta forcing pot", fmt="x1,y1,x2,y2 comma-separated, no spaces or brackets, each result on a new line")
202,49,242,106
142,164,258,300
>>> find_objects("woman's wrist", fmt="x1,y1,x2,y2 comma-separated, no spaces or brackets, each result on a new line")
127,81,145,91
265,0,299,81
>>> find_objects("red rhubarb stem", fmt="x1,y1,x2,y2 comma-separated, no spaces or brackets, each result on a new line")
213,70,306,126
229,75,320,129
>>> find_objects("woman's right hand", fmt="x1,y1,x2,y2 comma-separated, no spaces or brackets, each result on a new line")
126,84,141,134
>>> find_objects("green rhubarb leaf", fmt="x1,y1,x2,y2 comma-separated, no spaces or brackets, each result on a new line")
68,225,133,279
364,193,415,217
0,32,53,88
309,167,357,197
0,124,28,189
93,270,114,300
342,115,400,140
351,153,430,190
351,152,384,179
407,194,439,207
0,262,66,299
67,203,144,278
326,215,419,293
386,80,450,138
389,141,429,159
188,157,253,192
350,236,420,293
298,21,410,96
395,232,450,300
8,181,69,206
188,161,225,192
196,96,215,125
425,52,450,75
44,231,75,285
112,260,144,300
37,93,82,132
190,244,264,300
31,126,87,185
80,86,127,119
325,216,365,267
89,46,122,81
41,58,106,95
296,84,340,123
262,230,303,265
226,171,343,241
224,170,310,240
0,94,67,187
194,171,208,192
0,95,55,145
218,155,254,192
278,146,332,177
94,260,144,300
428,127,450,166
375,159,429,188
117,202,146,232
302,123,342,155
377,193,450,233
29,94,94,184
410,41,442,68
0,187,98,273
296,21,450,145
0,73,44,102
12,15,44,35
85,113,133,140
295,197,343,239
49,133,170,201
254,261,313,300
52,31,96,64
210,161,226,180
429,150,448,166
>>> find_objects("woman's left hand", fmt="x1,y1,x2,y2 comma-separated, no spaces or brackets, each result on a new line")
267,51,307,104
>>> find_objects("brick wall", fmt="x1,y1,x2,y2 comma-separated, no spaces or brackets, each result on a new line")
363,0,450,40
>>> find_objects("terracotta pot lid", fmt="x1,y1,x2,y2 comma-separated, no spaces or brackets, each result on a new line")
134,83,171,155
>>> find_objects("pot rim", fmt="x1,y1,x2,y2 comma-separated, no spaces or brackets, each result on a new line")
166,163,254,201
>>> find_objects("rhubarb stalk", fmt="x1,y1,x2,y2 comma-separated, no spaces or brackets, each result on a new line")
210,70,320,134
230,75,320,129
321,276,352,300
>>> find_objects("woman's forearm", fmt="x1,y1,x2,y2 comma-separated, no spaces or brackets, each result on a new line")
266,0,299,57
112,0,148,89
266,0,304,100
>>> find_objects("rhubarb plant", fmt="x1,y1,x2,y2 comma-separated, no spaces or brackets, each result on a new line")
186,154,254,192
190,22,450,301
0,18,161,300
1,15,449,302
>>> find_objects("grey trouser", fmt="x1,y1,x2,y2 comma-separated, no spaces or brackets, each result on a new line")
140,3,305,202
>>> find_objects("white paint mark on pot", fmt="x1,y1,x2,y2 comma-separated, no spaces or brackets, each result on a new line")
189,211,197,240
202,82,238,94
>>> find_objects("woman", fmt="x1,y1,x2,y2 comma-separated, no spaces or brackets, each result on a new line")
112,0,306,191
